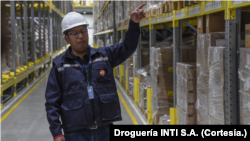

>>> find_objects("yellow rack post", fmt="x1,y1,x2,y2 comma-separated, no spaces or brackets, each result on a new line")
147,87,153,124
134,77,139,106
125,70,128,93
170,107,178,125
119,65,123,84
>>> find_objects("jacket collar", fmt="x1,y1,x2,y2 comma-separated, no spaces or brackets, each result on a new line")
64,45,97,59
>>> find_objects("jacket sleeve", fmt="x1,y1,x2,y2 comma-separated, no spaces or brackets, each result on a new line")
45,63,63,137
105,19,140,68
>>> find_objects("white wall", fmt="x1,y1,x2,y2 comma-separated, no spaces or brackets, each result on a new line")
83,14,94,47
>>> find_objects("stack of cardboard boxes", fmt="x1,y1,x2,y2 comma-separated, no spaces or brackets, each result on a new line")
238,24,250,124
196,32,226,124
150,46,174,125
196,10,226,124
137,65,150,118
208,46,225,124
126,55,134,98
239,48,250,124
176,62,197,125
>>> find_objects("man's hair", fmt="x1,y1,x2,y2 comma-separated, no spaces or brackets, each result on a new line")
63,25,87,35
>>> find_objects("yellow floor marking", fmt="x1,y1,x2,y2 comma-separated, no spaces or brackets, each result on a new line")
1,74,49,122
117,90,138,125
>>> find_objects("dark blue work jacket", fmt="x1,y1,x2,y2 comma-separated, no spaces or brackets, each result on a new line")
45,20,140,137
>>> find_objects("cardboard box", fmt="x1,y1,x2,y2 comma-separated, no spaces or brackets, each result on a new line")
197,16,206,34
177,106,197,125
155,74,173,87
206,12,225,33
209,115,225,125
141,48,149,67
177,89,197,113
156,86,174,99
154,63,173,74
197,108,209,125
246,24,250,48
182,48,196,62
239,91,250,124
172,0,183,10
159,4,164,15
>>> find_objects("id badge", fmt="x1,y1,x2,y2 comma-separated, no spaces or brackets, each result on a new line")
87,86,94,99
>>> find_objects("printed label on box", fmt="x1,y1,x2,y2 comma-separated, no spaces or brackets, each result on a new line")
198,18,201,28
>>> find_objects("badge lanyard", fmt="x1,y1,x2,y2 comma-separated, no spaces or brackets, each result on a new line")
74,58,94,99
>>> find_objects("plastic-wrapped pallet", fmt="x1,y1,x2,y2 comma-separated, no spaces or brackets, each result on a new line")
196,32,226,124
208,46,225,124
133,50,137,78
137,65,150,117
159,114,170,125
3,19,24,70
238,48,250,124
176,62,197,125
196,33,209,124
150,46,173,125
126,55,134,98
122,61,126,89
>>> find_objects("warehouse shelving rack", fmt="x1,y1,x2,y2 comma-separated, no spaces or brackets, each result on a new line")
1,1,74,109
92,1,250,125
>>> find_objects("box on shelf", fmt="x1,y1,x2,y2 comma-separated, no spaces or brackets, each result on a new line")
208,46,225,124
238,48,250,124
246,24,250,48
150,46,173,125
137,65,150,112
141,48,149,67
197,16,206,34
176,63,197,125
206,11,225,33
177,106,197,125
172,0,183,10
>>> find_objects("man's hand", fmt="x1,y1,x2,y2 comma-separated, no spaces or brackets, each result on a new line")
54,136,65,141
130,3,146,23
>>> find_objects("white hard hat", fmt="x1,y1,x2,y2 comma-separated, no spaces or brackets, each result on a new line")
61,12,89,34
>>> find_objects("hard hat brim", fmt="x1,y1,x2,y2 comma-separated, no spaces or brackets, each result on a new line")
62,22,89,34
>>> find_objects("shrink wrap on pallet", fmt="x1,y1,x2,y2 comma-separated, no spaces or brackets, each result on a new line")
137,65,150,110
196,34,209,124
150,46,173,125
176,62,197,124
196,32,226,124
126,55,134,97
208,46,225,124
238,48,250,124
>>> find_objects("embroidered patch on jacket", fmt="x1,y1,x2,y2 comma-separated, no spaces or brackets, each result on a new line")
100,70,105,76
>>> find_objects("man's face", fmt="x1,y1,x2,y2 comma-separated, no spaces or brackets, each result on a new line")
65,25,89,53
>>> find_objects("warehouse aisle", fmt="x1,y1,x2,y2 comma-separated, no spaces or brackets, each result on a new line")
1,72,144,141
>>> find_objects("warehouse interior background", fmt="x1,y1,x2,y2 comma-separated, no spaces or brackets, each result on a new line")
1,0,250,140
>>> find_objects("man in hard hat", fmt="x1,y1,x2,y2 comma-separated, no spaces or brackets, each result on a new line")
45,3,146,141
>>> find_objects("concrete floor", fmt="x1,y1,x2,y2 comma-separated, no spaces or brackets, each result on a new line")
1,73,145,141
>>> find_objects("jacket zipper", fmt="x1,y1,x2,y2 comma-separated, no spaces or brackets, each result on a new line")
85,70,96,124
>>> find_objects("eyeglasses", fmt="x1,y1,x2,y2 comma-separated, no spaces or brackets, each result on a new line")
67,29,88,38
